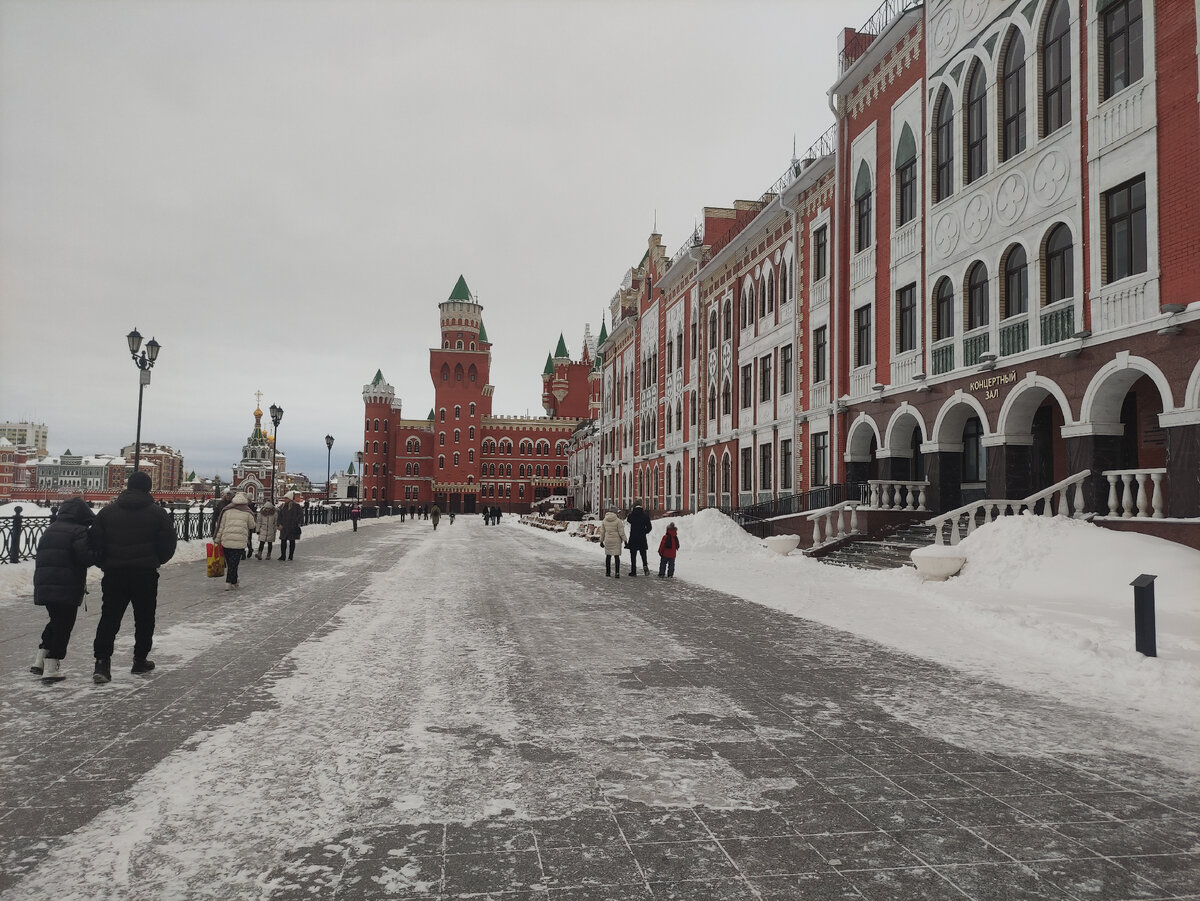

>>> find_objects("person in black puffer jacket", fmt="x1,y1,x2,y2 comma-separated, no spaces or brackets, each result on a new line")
31,497,100,682
90,471,178,683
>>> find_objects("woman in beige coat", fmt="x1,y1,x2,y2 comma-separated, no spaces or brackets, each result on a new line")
597,508,628,579
214,493,256,590
254,502,278,560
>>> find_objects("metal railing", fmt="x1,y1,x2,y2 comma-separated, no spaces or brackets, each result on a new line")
838,0,922,73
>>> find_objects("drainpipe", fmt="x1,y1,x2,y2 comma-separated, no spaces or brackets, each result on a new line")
828,86,846,488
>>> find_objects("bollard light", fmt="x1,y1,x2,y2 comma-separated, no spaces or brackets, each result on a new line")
1130,573,1157,658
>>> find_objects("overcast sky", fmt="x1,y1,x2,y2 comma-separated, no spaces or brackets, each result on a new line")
1,0,881,484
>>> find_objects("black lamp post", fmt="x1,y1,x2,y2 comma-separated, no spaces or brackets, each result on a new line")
325,434,334,501
126,328,162,476
356,451,364,500
269,403,284,502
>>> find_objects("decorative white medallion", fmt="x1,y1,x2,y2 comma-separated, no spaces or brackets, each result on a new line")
994,172,1029,226
932,8,960,62
934,212,961,258
1032,149,1071,206
961,0,987,29
962,192,992,244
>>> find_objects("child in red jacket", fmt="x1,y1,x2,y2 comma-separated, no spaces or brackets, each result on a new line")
657,522,680,578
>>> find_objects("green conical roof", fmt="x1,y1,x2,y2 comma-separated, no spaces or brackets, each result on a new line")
543,353,554,375
598,321,608,344
372,369,385,385
554,333,569,358
347,461,356,475
478,320,488,342
448,275,471,301
427,409,435,420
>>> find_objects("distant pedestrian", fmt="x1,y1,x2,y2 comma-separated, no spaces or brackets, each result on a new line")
598,507,627,579
91,471,178,682
350,503,361,531
625,503,653,577
31,497,100,682
276,492,303,560
214,492,256,591
657,522,680,578
409,504,415,520
431,504,441,530
399,505,406,522
448,510,455,524
254,501,277,559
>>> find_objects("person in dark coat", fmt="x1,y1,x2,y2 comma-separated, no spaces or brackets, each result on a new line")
430,504,441,530
31,497,100,682
350,503,361,532
211,488,233,538
625,503,653,576
91,471,178,682
276,491,303,560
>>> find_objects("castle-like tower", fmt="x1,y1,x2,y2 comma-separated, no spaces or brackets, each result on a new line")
359,276,588,513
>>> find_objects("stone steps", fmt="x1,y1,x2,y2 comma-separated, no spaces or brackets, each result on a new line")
818,524,936,570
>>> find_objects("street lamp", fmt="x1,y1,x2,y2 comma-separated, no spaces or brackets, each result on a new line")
356,451,364,501
325,434,334,501
269,403,284,502
126,328,162,476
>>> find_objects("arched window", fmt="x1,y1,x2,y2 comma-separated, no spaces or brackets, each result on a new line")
1045,224,1074,304
709,311,718,345
779,259,790,303
896,125,917,225
454,406,461,420
454,453,460,466
1002,245,1028,317
373,418,380,432
963,417,986,482
439,433,445,447
1042,0,1071,135
469,427,475,440
707,456,717,496
469,449,474,463
967,262,989,330
721,454,731,494
441,364,449,381
742,282,753,329
469,364,478,383
439,456,445,470
708,387,717,420
413,463,419,475
372,441,379,454
676,401,683,432
406,462,412,475
721,378,731,416
934,278,955,341
1001,30,1026,160
966,62,987,183
760,275,769,317
439,408,446,422
454,364,464,382
723,299,732,336
934,87,954,201
382,442,388,455
453,430,460,444
854,162,872,251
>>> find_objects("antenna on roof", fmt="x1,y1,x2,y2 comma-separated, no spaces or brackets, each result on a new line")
653,209,657,232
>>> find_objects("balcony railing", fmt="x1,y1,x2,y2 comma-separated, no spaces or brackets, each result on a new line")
932,342,955,375
812,278,830,308
999,318,1029,356
926,470,1091,546
849,365,876,399
1092,278,1156,333
861,479,928,511
963,331,990,367
850,245,876,287
891,352,922,389
891,218,921,263
1040,301,1075,345
810,380,830,409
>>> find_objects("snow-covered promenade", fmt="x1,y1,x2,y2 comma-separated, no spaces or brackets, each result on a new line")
1,514,1197,900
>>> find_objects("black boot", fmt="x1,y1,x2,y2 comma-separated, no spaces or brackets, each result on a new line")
131,658,156,674
93,658,111,684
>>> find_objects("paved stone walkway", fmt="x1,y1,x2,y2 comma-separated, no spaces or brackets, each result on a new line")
1,519,1197,900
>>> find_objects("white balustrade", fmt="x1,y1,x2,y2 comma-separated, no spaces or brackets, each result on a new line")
925,470,1091,546
864,479,928,511
810,381,830,409
1091,278,1156,333
891,219,921,264
849,366,875,400
850,245,876,287
1095,82,1147,152
812,279,830,309
1104,468,1167,519
890,352,922,389
807,501,861,548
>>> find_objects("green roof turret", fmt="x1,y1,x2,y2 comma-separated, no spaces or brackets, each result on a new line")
543,353,554,375
478,320,488,343
554,333,569,359
448,275,472,301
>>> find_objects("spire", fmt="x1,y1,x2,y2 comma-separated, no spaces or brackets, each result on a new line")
598,320,608,345
371,369,385,385
554,333,569,359
543,353,554,375
478,320,488,343
448,275,472,301
427,408,435,420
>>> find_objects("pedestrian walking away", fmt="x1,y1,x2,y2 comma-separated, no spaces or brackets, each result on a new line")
598,507,628,579
210,488,233,538
657,521,680,578
276,492,303,560
430,504,441,530
214,492,256,591
350,503,361,531
448,510,455,525
90,471,178,682
254,501,278,560
625,502,653,576
31,497,100,683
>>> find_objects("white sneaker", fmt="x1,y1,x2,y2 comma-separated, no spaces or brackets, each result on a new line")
31,649,45,676
223,583,234,591
41,659,65,682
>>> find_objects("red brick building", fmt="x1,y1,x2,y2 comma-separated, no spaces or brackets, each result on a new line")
361,277,593,514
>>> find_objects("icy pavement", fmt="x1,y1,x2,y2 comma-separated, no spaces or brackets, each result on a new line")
1,518,1198,900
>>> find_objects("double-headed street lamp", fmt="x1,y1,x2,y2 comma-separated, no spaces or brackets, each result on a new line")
325,434,334,501
269,403,284,502
125,328,162,475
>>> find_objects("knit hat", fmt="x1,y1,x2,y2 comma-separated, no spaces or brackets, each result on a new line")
128,471,152,492
232,493,249,505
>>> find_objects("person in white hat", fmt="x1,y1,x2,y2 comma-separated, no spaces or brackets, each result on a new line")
275,491,303,561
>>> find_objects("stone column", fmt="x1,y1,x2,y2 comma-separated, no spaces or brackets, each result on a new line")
1065,433,1124,515
923,452,962,513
